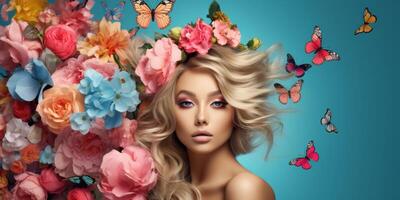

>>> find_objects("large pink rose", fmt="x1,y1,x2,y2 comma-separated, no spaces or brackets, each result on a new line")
39,168,67,194
52,55,118,85
179,18,213,55
44,24,77,60
212,20,241,47
54,131,109,178
12,172,47,200
0,19,43,72
108,118,137,148
135,37,181,94
98,145,158,200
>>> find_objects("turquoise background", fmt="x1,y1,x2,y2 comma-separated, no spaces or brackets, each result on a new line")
3,0,399,199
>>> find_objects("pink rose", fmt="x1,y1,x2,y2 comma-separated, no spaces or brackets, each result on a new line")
38,8,59,25
44,24,77,60
52,55,118,85
12,172,47,200
67,188,94,200
54,131,109,178
39,168,67,194
53,0,94,36
108,118,137,148
0,19,42,72
179,18,213,55
136,37,181,94
212,20,241,47
98,145,158,200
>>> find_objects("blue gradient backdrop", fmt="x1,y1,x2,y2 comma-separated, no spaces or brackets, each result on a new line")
3,0,399,199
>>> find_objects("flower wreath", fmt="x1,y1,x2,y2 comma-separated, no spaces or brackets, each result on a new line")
134,0,262,96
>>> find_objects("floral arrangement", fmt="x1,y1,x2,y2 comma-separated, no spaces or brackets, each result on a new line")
0,0,261,199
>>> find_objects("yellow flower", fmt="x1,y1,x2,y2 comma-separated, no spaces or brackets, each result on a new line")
78,18,130,63
9,0,48,23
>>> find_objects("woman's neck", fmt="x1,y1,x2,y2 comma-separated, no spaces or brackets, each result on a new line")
187,142,243,186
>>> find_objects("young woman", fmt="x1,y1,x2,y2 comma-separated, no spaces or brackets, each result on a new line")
136,45,283,200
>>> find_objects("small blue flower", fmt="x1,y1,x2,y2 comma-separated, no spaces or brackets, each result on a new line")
104,111,123,129
70,112,92,134
6,59,53,101
39,145,55,164
110,71,140,113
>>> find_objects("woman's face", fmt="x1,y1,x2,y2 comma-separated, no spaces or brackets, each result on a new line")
174,68,235,155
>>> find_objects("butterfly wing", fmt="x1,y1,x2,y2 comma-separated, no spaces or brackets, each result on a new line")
274,83,289,104
364,7,377,24
153,0,174,29
326,123,338,133
320,108,332,125
132,0,152,29
295,64,312,78
289,79,303,103
313,49,339,65
306,141,319,162
285,53,296,73
289,158,311,170
82,175,95,186
129,26,140,38
305,26,322,54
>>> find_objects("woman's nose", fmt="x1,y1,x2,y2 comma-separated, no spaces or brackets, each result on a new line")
194,103,208,126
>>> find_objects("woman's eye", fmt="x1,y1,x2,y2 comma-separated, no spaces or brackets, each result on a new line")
178,101,193,108
211,101,227,108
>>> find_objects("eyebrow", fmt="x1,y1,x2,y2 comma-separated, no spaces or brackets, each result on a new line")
176,90,222,98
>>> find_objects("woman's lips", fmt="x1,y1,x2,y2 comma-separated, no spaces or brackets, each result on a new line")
192,131,213,143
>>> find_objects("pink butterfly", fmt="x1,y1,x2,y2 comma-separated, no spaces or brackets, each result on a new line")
305,26,340,65
274,79,303,104
289,140,319,170
285,53,312,78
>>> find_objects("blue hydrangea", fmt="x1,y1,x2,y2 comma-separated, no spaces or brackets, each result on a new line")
70,112,92,134
39,145,55,164
6,59,53,102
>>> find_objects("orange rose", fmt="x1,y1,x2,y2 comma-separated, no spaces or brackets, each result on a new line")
21,144,40,164
36,85,84,134
10,160,26,174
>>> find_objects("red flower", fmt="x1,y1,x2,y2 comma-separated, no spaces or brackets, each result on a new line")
12,100,33,121
67,188,94,200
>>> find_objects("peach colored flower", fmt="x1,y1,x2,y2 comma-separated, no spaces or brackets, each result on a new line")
12,172,47,200
9,0,48,23
36,85,84,134
212,20,241,47
0,19,43,72
136,37,181,94
54,131,109,178
98,145,157,200
179,18,213,55
78,18,130,63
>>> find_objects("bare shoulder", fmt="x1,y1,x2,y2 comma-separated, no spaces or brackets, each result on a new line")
225,172,275,200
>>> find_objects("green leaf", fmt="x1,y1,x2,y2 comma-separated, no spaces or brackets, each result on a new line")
207,0,221,20
140,43,153,50
154,32,167,41
40,48,61,74
23,25,41,40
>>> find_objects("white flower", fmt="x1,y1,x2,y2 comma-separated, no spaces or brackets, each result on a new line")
2,118,32,151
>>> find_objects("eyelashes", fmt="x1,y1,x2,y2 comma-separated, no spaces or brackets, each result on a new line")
176,99,228,109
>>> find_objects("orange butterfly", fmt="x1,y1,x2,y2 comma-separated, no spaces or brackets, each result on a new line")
131,0,174,29
354,7,377,35
274,79,303,104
